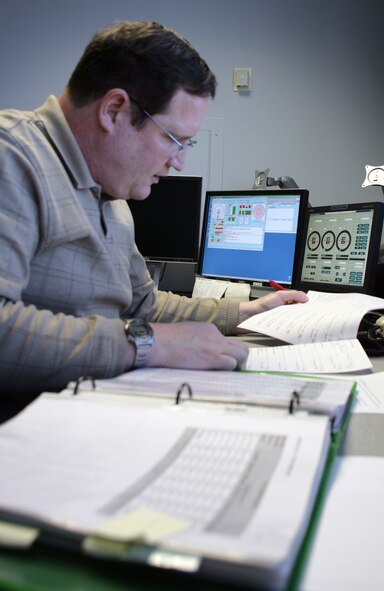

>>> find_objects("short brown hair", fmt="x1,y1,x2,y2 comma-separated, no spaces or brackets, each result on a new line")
67,21,217,125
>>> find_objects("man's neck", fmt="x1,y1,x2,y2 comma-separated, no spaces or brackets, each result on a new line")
58,89,100,184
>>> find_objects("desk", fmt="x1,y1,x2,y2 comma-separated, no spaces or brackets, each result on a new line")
0,338,383,591
301,354,384,590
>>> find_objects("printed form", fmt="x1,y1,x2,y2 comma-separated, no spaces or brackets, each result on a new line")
243,339,372,373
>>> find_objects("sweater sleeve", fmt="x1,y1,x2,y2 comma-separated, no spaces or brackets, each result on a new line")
147,290,240,335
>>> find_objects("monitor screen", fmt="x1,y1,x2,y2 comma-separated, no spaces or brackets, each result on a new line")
294,202,384,294
128,175,202,263
198,189,309,287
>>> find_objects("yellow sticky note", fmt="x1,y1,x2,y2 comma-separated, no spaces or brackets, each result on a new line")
94,508,190,544
0,521,39,548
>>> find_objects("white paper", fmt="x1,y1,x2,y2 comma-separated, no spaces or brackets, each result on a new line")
238,291,384,344
224,281,251,300
192,277,229,299
301,456,384,591
243,339,372,374
0,394,330,587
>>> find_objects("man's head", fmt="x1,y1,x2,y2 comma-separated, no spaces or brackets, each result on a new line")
66,21,216,126
60,21,216,200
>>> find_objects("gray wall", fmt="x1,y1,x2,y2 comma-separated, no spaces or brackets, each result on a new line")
1,0,383,207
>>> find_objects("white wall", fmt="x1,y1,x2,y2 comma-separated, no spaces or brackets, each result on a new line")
1,0,383,207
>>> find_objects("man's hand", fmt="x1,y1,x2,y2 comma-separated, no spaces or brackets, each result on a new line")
238,290,308,326
146,322,249,370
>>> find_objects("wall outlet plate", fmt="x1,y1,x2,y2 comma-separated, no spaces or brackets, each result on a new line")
233,68,252,92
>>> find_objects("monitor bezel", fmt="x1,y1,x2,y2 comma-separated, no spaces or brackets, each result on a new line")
197,188,309,288
293,201,384,294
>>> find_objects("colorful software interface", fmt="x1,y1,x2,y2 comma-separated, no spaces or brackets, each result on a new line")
199,191,307,285
299,208,375,287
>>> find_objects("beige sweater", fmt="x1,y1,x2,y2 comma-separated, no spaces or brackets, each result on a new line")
0,96,239,397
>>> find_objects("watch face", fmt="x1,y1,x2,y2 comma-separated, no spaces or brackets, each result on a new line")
125,319,154,368
130,319,154,340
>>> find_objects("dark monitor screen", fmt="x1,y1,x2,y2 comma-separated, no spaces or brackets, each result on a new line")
198,188,309,287
128,175,202,263
294,202,384,294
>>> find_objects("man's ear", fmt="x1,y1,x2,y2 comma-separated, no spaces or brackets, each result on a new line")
98,88,130,132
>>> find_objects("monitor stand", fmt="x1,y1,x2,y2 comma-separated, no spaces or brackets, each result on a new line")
146,261,164,289
146,261,197,295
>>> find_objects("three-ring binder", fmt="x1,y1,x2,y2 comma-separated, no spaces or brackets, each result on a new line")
289,390,300,415
72,377,301,415
73,376,96,395
175,382,193,405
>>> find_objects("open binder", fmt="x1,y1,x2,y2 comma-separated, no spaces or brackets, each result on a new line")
72,367,356,433
0,370,356,591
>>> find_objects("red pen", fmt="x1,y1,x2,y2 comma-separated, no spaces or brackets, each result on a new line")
269,280,286,291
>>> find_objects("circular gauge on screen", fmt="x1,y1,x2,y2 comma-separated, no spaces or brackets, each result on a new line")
321,231,335,251
336,230,351,251
307,231,321,251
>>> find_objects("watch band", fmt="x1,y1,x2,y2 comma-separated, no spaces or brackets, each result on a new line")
124,318,154,368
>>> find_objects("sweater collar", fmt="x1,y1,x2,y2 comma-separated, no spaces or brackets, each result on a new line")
35,95,99,191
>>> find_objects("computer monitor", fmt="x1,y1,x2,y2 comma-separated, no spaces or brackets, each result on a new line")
198,188,309,288
128,175,202,264
294,202,384,294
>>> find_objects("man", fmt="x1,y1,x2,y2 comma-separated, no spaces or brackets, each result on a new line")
0,21,307,418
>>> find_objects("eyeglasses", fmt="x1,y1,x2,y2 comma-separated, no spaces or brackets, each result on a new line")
133,101,197,152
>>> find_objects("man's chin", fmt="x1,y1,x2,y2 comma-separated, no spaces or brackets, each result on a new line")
128,189,152,201
129,178,163,201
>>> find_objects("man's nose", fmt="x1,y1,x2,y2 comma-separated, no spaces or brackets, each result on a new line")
167,149,187,171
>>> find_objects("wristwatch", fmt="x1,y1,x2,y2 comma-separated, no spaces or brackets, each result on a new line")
124,318,154,368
